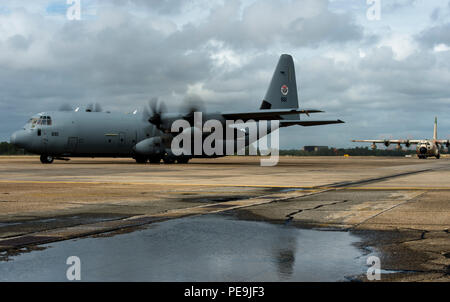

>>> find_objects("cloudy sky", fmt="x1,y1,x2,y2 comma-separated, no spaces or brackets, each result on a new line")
1,0,449,148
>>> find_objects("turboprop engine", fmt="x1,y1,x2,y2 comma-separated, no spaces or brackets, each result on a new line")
134,137,164,155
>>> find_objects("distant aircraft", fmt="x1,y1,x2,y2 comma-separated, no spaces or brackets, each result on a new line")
10,54,344,164
352,117,449,159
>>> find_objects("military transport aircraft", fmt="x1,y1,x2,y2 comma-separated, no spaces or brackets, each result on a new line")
352,117,449,159
10,54,344,164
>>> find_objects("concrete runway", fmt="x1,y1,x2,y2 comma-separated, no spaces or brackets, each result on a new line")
0,155,448,281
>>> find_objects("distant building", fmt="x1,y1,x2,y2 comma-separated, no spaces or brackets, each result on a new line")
303,146,328,152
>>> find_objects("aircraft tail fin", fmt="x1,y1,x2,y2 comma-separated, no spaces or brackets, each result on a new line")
260,54,299,120
433,116,437,140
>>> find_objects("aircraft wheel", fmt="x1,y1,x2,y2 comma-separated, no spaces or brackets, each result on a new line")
162,156,175,164
134,156,148,164
40,155,54,164
176,157,190,164
149,156,161,164
436,154,440,159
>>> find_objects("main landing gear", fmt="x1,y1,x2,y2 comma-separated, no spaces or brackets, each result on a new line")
134,155,190,164
40,155,54,164
134,155,148,164
163,154,190,164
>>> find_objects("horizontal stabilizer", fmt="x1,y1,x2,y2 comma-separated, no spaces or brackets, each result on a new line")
280,120,345,127
222,109,323,121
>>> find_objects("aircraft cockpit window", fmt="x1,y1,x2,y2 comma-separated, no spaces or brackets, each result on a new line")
36,116,52,126
28,118,39,128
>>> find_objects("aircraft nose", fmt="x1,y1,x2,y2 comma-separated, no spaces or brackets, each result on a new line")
10,130,27,148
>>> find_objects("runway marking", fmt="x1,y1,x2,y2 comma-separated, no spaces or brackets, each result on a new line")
336,187,450,191
0,179,318,189
0,166,444,191
0,180,449,190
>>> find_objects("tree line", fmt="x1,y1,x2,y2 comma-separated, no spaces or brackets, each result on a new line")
0,142,29,155
1,141,447,156
278,147,416,157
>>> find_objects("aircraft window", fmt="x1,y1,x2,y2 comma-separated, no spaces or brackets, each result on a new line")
31,118,38,128
37,129,41,136
27,118,38,125
36,116,52,126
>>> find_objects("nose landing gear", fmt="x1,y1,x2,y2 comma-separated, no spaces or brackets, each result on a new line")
40,155,54,164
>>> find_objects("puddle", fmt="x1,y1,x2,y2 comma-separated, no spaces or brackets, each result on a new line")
0,214,369,281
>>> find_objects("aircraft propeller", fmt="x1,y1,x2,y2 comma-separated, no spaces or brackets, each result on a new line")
86,102,103,112
180,96,205,127
143,97,167,131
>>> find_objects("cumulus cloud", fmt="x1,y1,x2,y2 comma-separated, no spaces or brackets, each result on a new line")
417,23,450,48
175,0,363,49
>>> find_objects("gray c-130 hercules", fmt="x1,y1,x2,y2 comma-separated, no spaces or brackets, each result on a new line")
352,117,449,159
10,54,344,164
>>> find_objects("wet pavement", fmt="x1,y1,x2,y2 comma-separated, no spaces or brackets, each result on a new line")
0,214,368,282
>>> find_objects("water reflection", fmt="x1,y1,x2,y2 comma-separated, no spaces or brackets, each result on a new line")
0,215,366,281
271,232,297,279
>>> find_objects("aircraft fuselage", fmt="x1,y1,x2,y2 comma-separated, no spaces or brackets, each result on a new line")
11,111,160,158
415,141,440,159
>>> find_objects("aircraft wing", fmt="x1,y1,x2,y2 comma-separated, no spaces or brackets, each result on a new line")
352,140,387,143
435,139,450,145
280,120,345,127
405,140,423,144
352,139,421,145
221,109,323,121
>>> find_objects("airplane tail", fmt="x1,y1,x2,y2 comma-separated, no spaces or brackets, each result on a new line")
433,116,437,140
260,54,300,120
